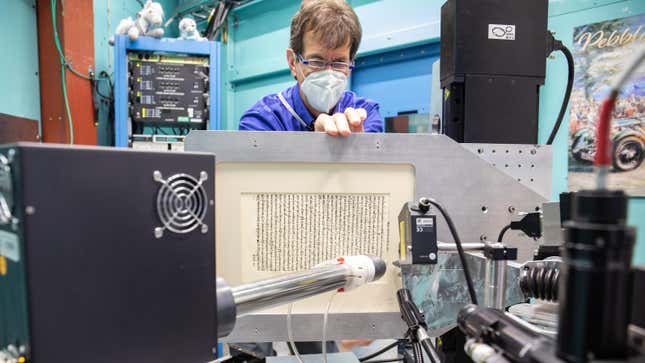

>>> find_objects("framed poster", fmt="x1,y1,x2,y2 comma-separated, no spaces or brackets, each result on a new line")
568,14,645,196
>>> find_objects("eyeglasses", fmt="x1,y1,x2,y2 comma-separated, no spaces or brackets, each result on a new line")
296,53,355,72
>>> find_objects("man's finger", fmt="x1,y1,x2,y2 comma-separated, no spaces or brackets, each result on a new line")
315,114,337,135
344,107,362,128
333,113,351,136
356,108,367,121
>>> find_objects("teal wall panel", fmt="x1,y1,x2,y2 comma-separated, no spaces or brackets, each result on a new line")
92,0,179,145
0,0,41,126
548,0,624,16
540,0,645,264
222,0,446,130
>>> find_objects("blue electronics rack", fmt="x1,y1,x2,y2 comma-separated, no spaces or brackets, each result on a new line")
113,35,220,147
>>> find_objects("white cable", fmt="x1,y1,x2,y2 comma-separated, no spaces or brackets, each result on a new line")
287,303,305,363
322,292,338,363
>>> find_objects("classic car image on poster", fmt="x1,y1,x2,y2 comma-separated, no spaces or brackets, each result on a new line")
568,13,645,196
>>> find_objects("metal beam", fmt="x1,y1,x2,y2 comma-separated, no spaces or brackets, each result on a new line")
36,0,96,145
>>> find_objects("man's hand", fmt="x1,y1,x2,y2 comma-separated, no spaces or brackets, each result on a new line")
314,107,367,136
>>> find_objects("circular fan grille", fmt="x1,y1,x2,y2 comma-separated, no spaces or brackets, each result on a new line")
155,172,208,235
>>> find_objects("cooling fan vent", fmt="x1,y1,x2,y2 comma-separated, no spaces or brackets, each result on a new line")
153,170,209,238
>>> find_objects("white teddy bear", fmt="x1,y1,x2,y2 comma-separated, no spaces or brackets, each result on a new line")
109,0,165,45
178,17,206,41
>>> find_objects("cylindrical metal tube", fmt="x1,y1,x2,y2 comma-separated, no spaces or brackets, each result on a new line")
484,259,507,310
232,264,350,316
464,339,512,363
416,328,442,363
216,277,237,338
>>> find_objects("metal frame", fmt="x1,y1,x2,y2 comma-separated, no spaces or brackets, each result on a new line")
463,143,552,199
186,131,550,341
113,35,220,147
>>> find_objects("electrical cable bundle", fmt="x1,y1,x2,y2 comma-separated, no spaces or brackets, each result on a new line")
205,1,251,41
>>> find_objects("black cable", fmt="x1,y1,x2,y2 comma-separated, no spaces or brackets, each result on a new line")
94,75,113,101
497,224,511,242
419,339,440,363
359,340,402,362
410,343,419,363
546,45,574,145
413,343,424,363
419,198,478,305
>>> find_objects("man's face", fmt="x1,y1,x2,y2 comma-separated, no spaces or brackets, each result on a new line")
287,30,352,83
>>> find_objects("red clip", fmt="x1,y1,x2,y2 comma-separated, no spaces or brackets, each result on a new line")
337,257,345,264
337,288,345,293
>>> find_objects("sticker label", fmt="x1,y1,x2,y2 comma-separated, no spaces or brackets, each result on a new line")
488,24,516,40
0,230,19,262
416,218,434,226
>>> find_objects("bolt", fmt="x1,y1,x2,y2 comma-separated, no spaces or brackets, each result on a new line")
508,206,516,213
480,234,488,242
429,253,437,260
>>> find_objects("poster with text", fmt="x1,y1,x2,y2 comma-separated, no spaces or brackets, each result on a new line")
568,14,645,196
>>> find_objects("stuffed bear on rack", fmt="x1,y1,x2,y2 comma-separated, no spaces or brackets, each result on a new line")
109,0,164,45
178,17,206,41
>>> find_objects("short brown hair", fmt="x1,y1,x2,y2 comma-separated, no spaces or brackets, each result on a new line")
290,0,362,61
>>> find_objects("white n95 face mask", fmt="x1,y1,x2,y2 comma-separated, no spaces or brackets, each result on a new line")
300,69,348,113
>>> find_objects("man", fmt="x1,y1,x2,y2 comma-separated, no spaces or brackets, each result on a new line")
231,1,377,359
239,0,383,135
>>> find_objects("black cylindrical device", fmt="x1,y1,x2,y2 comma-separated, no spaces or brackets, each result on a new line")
557,189,635,361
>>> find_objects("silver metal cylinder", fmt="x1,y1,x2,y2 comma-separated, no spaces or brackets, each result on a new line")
231,264,350,316
484,259,507,310
216,277,237,338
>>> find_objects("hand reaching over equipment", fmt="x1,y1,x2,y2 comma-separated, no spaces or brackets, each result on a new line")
314,107,367,136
